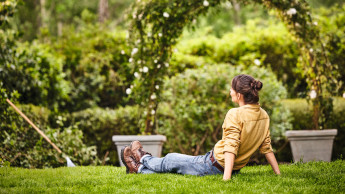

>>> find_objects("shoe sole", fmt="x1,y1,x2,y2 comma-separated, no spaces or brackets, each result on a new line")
120,146,129,174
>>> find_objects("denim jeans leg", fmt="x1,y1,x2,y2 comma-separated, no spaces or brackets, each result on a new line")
139,166,156,174
138,152,223,176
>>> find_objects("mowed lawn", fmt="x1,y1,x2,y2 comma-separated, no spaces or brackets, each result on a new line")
1,160,344,193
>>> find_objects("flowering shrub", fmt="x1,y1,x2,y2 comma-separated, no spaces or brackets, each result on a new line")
128,0,339,132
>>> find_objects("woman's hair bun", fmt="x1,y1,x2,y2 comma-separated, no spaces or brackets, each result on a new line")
250,80,263,91
255,80,263,91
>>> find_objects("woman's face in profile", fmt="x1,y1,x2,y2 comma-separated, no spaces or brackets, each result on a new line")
230,88,239,104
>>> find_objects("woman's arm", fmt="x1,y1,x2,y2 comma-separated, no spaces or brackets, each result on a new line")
265,152,281,175
223,152,236,180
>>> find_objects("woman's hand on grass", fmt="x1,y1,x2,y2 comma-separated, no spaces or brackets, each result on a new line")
265,152,281,175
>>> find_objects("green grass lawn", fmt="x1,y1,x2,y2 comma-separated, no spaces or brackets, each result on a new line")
1,160,344,193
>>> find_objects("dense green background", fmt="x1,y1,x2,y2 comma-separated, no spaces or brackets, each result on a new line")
1,0,345,167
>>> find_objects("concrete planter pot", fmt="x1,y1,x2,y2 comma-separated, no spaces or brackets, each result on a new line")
112,135,166,166
285,129,337,162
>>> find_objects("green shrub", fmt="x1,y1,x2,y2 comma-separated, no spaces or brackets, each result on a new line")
1,22,133,112
173,19,303,97
53,24,133,111
282,97,345,160
0,89,100,168
70,105,142,165
157,64,292,156
0,30,70,110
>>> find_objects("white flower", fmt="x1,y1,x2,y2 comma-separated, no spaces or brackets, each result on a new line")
147,32,152,37
144,111,147,115
139,68,143,72
134,72,139,78
203,0,209,7
130,85,133,89
254,59,261,66
151,110,156,115
129,58,133,63
150,94,156,100
121,50,125,55
309,48,313,53
136,39,141,44
310,90,317,99
225,1,232,8
163,12,169,18
313,21,318,26
158,33,162,37
131,48,139,55
287,8,297,16
165,63,169,67
157,64,161,69
138,13,143,20
137,60,142,64
126,88,132,95
132,13,137,19
154,59,158,63
343,92,345,98
143,66,149,73
155,85,159,90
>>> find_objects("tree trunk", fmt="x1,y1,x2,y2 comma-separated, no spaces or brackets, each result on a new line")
231,0,241,25
57,21,63,36
98,0,109,23
40,0,48,28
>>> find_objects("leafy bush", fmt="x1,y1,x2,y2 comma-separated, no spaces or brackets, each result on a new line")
70,105,142,165
52,23,133,111
0,30,70,110
0,89,100,168
157,64,292,156
1,22,133,112
173,19,304,97
281,97,345,160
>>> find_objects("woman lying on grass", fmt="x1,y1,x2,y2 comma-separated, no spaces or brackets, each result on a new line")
121,74,281,180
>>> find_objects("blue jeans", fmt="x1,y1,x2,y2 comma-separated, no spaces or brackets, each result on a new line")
138,151,240,176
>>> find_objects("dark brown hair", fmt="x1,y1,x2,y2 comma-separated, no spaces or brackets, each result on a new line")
231,74,263,104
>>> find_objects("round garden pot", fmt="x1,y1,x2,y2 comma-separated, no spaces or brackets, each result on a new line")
285,129,337,162
112,135,166,166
